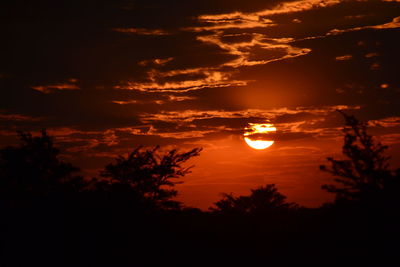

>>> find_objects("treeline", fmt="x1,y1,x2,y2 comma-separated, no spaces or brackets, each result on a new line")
1,113,400,266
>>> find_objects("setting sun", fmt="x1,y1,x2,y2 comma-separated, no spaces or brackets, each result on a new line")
244,123,277,150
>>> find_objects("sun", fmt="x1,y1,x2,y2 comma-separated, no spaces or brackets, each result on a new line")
244,139,274,150
244,123,276,150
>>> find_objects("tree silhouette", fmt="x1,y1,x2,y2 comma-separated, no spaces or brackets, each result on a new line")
0,130,82,203
211,184,297,214
320,111,400,206
98,146,202,209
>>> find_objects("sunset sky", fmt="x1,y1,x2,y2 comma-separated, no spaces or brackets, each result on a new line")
2,0,400,209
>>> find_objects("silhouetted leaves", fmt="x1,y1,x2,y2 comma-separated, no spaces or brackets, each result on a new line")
211,184,297,215
321,111,400,207
98,145,202,210
0,130,82,203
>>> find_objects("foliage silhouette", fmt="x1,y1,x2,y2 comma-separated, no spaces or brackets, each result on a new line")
211,184,297,215
0,130,82,204
98,145,202,209
320,111,400,207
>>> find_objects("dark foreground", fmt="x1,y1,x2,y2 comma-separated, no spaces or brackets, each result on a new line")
2,200,399,267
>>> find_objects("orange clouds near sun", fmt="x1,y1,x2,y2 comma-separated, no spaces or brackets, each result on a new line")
244,123,277,150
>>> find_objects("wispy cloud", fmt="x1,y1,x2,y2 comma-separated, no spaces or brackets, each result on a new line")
117,0,356,93
31,79,80,94
111,95,196,105
197,33,311,68
0,112,40,122
327,16,400,35
113,28,171,35
365,52,379,58
111,100,140,105
186,16,275,32
192,0,342,32
115,68,248,92
133,105,361,140
335,55,352,61
138,57,174,66
140,105,356,126
120,33,310,92
369,117,400,128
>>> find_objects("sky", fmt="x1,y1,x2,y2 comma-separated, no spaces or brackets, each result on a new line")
1,0,400,209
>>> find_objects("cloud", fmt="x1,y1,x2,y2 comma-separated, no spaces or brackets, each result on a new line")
327,16,400,35
113,28,171,35
196,33,311,68
369,116,400,128
370,62,381,70
256,0,342,16
140,105,356,122
186,15,275,32
173,1,346,92
118,32,311,93
115,68,248,92
111,100,140,105
31,79,80,94
115,0,362,94
45,1,399,97
194,0,342,32
139,105,359,139
138,57,174,66
365,52,379,58
0,112,40,122
22,105,360,162
335,54,352,61
111,95,196,105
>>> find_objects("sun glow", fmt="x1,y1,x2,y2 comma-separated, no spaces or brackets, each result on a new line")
244,123,276,150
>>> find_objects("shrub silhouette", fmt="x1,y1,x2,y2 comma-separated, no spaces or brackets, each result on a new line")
211,184,297,215
320,111,400,207
98,146,202,210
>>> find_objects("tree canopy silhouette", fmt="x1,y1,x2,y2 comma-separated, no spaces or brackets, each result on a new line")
0,130,82,202
320,111,400,206
98,146,202,209
211,184,297,215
